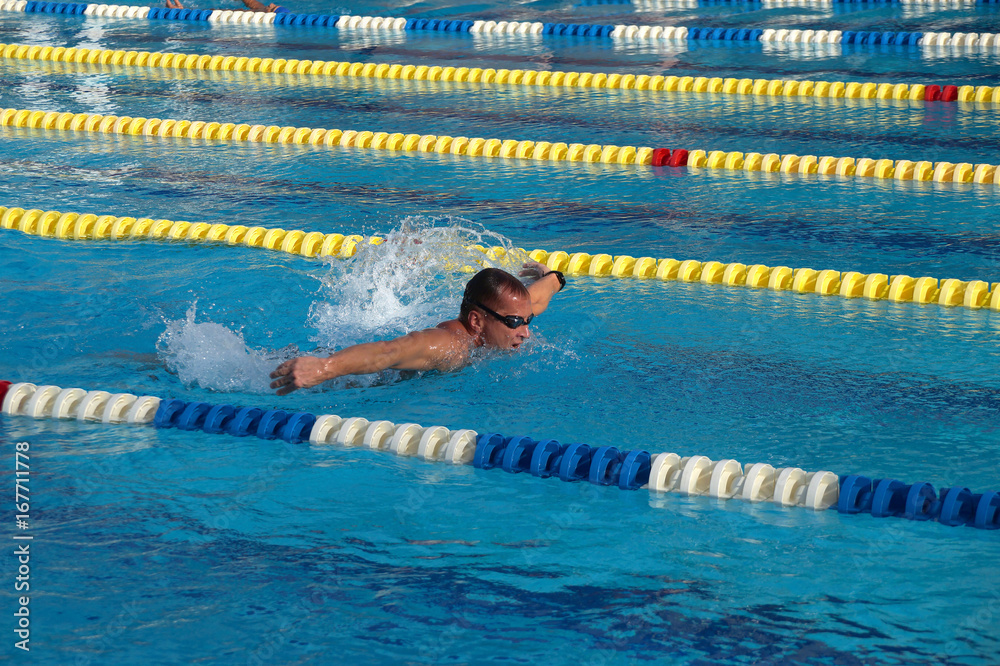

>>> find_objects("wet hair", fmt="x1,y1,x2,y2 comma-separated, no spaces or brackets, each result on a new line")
460,268,530,323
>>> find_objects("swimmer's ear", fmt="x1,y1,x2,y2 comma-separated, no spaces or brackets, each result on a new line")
467,309,485,334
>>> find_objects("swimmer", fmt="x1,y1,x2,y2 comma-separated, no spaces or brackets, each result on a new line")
165,0,290,13
269,262,565,395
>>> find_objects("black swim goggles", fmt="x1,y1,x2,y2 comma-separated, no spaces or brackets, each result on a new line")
474,301,533,329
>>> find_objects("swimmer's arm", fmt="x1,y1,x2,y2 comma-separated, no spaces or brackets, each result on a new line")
237,0,269,11
523,264,564,316
270,328,465,395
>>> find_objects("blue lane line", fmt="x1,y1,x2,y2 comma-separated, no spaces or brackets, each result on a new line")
146,7,215,21
153,397,317,441
22,1,89,14
7,6,943,44
692,0,1000,3
686,27,925,45
150,397,1000,531
472,432,1000,530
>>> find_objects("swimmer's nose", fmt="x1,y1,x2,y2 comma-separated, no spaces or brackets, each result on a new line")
520,326,530,341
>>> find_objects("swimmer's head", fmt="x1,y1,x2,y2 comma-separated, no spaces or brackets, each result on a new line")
460,268,532,350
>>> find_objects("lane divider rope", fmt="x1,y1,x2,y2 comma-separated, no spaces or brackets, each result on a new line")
0,381,476,460
6,1,1000,52
0,204,383,258
15,56,997,112
3,106,1000,189
1,41,993,103
637,0,997,5
3,204,1000,312
0,104,656,165
636,0,998,5
2,381,997,530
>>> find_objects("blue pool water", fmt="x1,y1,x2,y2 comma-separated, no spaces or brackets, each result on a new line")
1,2,999,664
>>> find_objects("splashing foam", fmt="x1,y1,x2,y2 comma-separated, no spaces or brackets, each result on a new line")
157,302,281,393
310,216,525,349
158,217,528,393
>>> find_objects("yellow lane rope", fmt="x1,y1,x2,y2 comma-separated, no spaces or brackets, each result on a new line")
3,106,999,184
3,41,998,103
3,205,997,312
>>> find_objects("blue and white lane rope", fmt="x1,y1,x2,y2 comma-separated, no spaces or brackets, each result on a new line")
2,381,998,531
5,2,1000,50
638,0,995,4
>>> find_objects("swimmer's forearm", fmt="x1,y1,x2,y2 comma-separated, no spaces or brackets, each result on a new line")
322,341,400,378
528,272,562,316
271,342,401,394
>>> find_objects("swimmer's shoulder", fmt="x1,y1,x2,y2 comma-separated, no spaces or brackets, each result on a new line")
428,319,474,369
435,318,469,336
433,319,473,352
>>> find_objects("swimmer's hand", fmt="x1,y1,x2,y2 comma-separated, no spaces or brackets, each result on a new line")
519,260,548,280
270,356,327,395
521,260,564,316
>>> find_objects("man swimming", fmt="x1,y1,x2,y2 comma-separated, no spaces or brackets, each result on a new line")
269,262,565,395
165,0,290,12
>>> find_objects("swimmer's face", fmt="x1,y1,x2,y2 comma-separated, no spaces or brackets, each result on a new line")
477,291,532,350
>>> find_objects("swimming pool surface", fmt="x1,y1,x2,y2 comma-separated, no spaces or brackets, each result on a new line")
1,1,999,664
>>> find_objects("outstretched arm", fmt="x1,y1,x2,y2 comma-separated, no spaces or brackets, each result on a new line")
520,261,565,316
238,0,271,11
270,327,467,395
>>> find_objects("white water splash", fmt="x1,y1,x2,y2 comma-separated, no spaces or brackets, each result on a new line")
157,302,283,393
309,216,527,350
